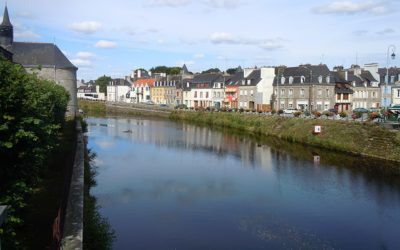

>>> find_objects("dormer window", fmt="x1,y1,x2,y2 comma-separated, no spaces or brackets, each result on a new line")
247,79,251,85
289,76,293,84
301,76,305,83
318,75,323,84
280,77,285,85
352,81,356,87
326,76,330,83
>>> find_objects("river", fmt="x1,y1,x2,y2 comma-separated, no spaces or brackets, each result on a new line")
87,116,400,249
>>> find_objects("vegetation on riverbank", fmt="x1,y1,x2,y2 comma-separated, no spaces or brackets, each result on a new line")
0,56,70,248
78,99,107,117
83,146,115,249
170,111,400,163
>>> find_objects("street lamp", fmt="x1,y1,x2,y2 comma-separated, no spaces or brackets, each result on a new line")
386,45,396,108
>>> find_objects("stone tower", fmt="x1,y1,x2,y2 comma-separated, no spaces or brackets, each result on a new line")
0,6,13,49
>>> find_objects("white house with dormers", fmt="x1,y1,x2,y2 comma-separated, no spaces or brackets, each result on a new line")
182,73,224,108
107,78,132,103
131,78,155,103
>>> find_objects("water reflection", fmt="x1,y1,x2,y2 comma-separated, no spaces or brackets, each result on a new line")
88,117,400,250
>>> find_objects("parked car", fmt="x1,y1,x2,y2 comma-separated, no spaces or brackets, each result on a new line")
159,104,168,107
142,100,154,105
352,108,368,113
283,108,298,114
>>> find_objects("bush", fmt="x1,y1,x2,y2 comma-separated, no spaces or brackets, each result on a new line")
271,109,276,115
239,108,244,113
369,112,380,121
304,110,311,116
0,56,69,247
278,109,284,115
313,111,322,118
339,111,347,118
293,111,302,117
322,111,334,117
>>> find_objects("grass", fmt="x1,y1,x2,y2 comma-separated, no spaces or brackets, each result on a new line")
170,111,400,163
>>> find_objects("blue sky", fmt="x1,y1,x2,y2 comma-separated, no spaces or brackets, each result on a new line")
4,0,400,80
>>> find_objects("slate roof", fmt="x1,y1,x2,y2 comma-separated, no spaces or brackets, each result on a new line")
273,64,332,85
78,85,97,92
111,78,131,86
245,69,261,86
1,6,12,27
378,67,400,84
225,71,244,86
11,42,77,69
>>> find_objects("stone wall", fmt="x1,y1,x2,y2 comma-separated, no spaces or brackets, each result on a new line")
26,67,77,116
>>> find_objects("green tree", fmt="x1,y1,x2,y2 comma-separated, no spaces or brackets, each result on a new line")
202,68,221,74
149,66,182,75
226,68,237,75
0,56,69,247
95,75,112,95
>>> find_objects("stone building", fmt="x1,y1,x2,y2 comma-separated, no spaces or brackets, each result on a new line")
274,64,335,112
0,6,78,116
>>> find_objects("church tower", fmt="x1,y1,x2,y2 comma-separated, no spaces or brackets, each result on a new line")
0,6,13,48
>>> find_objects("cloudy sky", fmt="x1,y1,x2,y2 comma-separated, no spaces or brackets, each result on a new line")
4,0,400,80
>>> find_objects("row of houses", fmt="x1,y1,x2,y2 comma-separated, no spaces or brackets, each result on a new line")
79,63,400,112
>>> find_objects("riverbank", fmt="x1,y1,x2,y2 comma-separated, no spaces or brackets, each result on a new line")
78,99,170,118
170,111,400,163
78,100,400,163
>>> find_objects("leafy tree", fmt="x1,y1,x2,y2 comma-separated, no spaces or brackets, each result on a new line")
226,68,237,75
95,75,112,94
149,66,182,75
0,56,69,247
202,68,221,74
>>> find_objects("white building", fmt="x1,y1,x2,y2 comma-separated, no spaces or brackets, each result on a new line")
77,85,106,101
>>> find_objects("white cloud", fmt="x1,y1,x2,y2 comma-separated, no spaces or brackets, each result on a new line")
177,60,195,66
193,53,205,59
76,51,96,59
203,0,243,9
15,30,41,40
95,40,117,48
69,21,102,34
313,0,389,15
148,0,191,7
71,58,92,67
210,32,239,44
376,28,395,35
259,40,283,51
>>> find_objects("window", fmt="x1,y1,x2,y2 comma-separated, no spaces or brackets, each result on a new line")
324,103,329,110
317,89,322,97
281,77,285,85
397,89,400,97
300,89,305,97
326,76,330,83
194,91,197,98
213,92,216,97
280,89,285,97
247,79,251,85
289,76,293,84
289,103,293,108
200,92,203,98
250,90,254,96
318,75,323,83
343,93,349,100
206,92,209,98
326,89,330,97
244,90,248,95
289,89,293,97
372,91,376,98
217,92,220,98
240,90,243,95
301,76,305,83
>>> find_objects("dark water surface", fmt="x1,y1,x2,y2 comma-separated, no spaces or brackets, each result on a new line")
87,117,400,250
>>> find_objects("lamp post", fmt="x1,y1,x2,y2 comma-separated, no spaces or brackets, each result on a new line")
386,45,396,108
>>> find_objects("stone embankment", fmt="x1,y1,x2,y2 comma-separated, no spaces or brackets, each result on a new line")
61,121,84,249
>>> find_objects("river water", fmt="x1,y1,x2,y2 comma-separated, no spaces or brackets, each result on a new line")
87,116,400,250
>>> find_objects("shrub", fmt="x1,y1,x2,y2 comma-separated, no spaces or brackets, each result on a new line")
239,108,244,113
313,111,322,118
322,111,334,117
369,112,380,121
339,111,347,118
304,110,311,116
271,109,276,115
293,111,302,117
278,109,284,115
